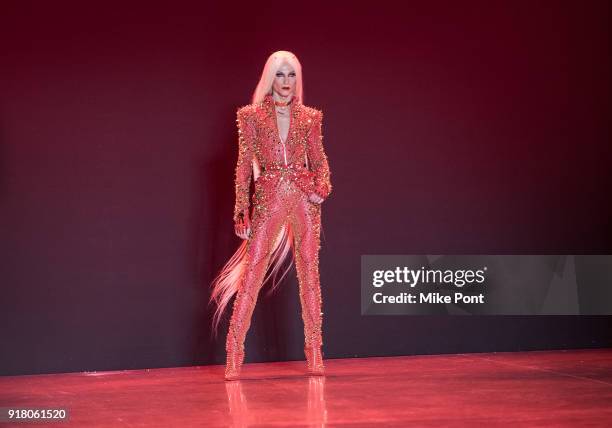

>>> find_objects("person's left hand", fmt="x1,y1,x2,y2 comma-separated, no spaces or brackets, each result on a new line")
308,192,324,204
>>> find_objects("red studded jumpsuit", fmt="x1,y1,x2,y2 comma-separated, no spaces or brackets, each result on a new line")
226,93,332,357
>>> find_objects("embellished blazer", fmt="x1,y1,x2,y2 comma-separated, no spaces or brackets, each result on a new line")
232,94,332,223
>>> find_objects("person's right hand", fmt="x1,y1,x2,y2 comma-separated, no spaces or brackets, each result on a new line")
234,212,251,240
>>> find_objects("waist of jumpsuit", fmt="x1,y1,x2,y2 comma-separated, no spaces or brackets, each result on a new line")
257,162,315,193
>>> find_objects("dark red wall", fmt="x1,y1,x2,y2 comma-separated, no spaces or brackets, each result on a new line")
1,1,610,375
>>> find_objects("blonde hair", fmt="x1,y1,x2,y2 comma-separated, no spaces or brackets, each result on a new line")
252,50,303,104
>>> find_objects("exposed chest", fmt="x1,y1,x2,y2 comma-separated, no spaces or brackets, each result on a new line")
276,113,291,143
252,106,313,166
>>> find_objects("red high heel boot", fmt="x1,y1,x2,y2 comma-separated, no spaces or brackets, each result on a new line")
304,344,325,376
225,342,245,381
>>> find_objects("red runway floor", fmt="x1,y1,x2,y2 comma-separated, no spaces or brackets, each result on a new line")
1,348,611,427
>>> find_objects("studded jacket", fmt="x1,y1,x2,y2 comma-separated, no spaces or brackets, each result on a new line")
232,94,332,223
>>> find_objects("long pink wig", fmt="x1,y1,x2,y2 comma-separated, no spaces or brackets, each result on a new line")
209,50,304,338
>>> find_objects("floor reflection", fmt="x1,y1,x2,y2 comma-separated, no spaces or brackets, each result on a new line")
225,376,328,427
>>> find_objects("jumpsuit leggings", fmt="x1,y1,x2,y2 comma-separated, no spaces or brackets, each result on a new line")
226,171,324,356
